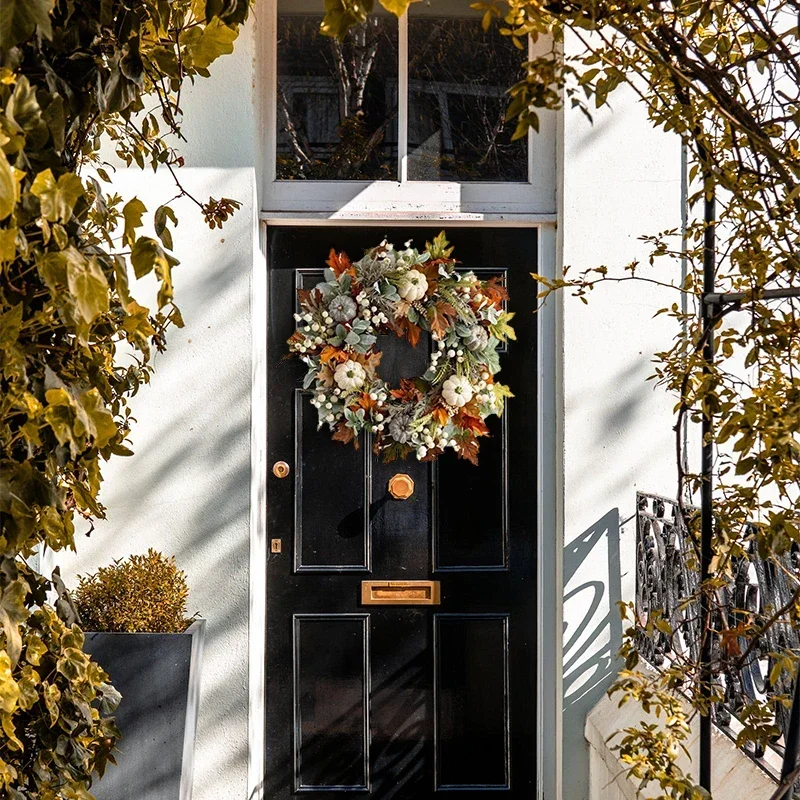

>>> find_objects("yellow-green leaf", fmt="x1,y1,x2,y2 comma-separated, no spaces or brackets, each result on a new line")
0,304,22,349
66,251,109,324
182,17,238,69
79,389,117,448
0,653,19,714
0,152,16,221
30,169,84,222
122,197,147,247
0,228,17,262
320,0,372,38
130,236,168,279
378,0,418,16
24,633,46,667
1,713,22,751
0,579,29,667
0,0,54,50
43,682,60,726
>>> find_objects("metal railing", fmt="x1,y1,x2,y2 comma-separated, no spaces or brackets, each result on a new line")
635,491,800,791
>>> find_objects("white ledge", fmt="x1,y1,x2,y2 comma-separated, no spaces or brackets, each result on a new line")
259,210,558,225
585,674,778,799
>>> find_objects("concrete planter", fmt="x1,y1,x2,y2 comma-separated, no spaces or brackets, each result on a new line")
83,619,205,800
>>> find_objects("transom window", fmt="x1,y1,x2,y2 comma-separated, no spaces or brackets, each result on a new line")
262,0,556,215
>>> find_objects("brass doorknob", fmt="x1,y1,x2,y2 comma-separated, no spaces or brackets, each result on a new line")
272,461,290,479
388,473,414,500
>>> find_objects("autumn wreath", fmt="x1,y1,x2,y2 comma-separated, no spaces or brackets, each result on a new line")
287,233,515,464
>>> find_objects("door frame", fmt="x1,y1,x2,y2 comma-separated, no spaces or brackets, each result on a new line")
248,216,562,800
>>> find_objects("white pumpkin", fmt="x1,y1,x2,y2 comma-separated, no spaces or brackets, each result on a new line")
397,269,428,302
441,375,473,408
334,360,366,392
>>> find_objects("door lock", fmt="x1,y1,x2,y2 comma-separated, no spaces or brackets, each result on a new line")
272,461,290,479
388,473,415,500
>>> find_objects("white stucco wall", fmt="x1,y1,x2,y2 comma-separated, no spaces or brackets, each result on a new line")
50,15,260,800
559,30,684,800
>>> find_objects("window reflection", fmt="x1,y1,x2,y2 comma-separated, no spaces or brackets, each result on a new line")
277,1,398,181
408,3,528,182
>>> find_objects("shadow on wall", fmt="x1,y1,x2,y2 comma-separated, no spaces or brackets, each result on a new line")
49,168,256,800
563,509,623,799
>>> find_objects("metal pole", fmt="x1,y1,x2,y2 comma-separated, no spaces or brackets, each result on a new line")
780,658,800,800
699,177,716,791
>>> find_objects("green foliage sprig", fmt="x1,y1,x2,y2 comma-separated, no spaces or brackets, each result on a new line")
0,0,250,795
75,550,189,634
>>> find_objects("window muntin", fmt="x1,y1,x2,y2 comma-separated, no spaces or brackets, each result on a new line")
275,1,527,184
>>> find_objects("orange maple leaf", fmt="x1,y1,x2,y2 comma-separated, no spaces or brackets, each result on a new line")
390,379,424,403
432,407,449,426
482,276,509,308
357,393,378,411
320,346,347,364
456,412,490,437
394,316,421,348
326,248,353,278
457,436,480,465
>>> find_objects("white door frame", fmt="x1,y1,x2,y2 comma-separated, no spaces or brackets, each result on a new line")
248,215,563,800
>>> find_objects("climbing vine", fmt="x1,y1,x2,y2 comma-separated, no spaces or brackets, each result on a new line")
0,0,249,795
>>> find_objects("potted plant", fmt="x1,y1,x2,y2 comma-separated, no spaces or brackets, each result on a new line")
74,550,205,800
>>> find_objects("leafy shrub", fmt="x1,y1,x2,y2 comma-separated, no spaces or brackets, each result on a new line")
0,0,249,793
75,551,190,634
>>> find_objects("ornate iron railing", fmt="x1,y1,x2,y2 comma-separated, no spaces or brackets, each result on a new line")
635,491,800,763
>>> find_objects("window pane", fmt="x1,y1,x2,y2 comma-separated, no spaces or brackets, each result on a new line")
277,1,398,181
408,3,527,182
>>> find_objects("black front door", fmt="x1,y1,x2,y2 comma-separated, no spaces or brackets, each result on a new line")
265,226,538,800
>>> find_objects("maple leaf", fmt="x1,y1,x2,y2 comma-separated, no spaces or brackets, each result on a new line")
426,230,454,260
419,260,442,286
317,364,335,387
394,316,421,348
390,379,424,403
483,276,509,308
489,311,516,342
432,407,449,426
357,392,378,411
457,435,480,465
394,299,412,318
320,346,347,365
297,287,313,307
332,423,359,449
357,351,383,377
456,411,490,437
326,248,353,278
378,440,413,463
427,301,457,340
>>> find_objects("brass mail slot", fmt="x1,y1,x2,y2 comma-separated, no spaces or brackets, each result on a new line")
361,580,441,606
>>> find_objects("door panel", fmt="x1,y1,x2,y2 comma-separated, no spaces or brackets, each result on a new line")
266,227,537,800
294,392,372,572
